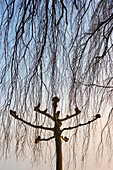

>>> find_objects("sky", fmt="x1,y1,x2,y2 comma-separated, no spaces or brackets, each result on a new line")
1,128,113,170
0,1,113,170
0,154,113,170
0,105,113,170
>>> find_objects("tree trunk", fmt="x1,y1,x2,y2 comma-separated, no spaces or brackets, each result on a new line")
55,135,62,170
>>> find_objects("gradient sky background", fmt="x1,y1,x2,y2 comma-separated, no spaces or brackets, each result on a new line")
1,119,113,170
1,107,113,170
0,152,113,170
0,1,112,170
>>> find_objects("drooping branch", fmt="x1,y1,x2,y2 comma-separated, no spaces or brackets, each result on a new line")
61,114,101,132
35,0,48,66
56,0,68,26
79,13,113,62
10,110,54,131
74,0,78,10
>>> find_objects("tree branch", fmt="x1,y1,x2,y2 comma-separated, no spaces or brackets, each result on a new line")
78,77,113,89
10,110,54,131
61,136,69,142
35,136,55,144
34,106,55,121
74,0,78,9
40,136,55,142
61,114,101,132
78,81,113,89
56,0,68,26
59,113,80,122
60,108,81,122
79,13,113,62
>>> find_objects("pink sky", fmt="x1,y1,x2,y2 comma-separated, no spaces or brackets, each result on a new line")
1,154,113,170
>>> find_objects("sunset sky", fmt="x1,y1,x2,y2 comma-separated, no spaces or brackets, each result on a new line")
0,0,113,169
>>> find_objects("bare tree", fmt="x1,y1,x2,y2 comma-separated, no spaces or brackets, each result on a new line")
0,0,113,169
10,96,101,170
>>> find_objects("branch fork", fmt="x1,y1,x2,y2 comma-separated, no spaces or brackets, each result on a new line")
10,96,101,145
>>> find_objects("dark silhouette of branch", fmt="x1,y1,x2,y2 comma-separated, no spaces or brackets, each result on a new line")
34,105,54,121
60,107,81,122
56,0,68,26
79,13,113,62
78,77,113,89
0,0,112,167
74,0,78,9
61,114,101,132
61,136,69,142
35,136,55,144
40,136,55,142
78,82,113,89
10,110,54,131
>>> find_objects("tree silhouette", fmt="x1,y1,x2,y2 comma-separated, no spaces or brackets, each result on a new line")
10,96,100,170
0,0,113,169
